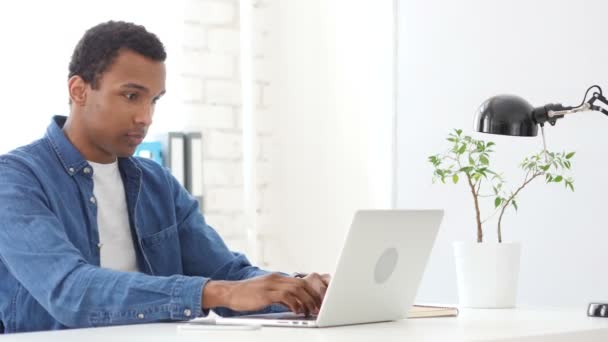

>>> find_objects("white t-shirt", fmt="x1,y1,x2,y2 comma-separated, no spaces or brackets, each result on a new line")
88,159,139,272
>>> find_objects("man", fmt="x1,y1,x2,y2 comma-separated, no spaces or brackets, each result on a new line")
0,21,329,334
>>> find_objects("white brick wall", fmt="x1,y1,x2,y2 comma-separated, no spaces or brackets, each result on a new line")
203,159,243,186
179,0,278,259
205,130,242,159
183,104,235,129
181,77,205,102
208,28,240,54
204,213,245,239
183,23,207,49
184,0,236,25
182,50,235,78
205,187,243,213
205,80,242,105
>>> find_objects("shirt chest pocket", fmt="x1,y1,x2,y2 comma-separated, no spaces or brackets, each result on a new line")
139,224,183,276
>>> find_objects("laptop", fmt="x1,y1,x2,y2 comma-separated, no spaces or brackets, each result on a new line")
216,209,443,328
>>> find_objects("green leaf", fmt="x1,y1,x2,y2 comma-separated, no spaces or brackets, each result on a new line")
458,144,466,154
554,175,563,183
494,197,502,208
455,129,463,136
567,182,575,191
479,155,489,165
512,200,518,211
564,161,571,169
459,166,473,173
447,137,457,143
452,174,459,184
469,156,475,165
487,142,495,147
566,152,575,159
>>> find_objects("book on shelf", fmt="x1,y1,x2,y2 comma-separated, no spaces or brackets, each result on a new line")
409,304,459,318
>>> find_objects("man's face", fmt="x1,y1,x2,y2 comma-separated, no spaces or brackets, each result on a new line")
80,49,166,160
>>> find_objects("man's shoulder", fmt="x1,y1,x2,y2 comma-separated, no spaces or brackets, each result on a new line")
0,138,50,172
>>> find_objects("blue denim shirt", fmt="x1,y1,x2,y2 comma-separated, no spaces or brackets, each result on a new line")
0,116,284,333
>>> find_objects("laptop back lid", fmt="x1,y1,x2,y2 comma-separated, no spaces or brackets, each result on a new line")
315,209,443,327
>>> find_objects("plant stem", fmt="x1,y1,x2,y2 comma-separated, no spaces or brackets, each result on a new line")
497,172,541,243
466,173,483,243
481,205,502,224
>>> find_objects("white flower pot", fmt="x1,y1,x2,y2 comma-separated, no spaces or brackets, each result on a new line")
453,241,521,308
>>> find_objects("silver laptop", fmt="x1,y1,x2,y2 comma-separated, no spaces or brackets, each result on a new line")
216,209,443,328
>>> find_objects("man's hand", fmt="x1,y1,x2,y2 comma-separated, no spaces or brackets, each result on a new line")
202,273,331,315
302,272,331,301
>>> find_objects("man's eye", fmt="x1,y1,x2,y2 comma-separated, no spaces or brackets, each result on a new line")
125,93,138,100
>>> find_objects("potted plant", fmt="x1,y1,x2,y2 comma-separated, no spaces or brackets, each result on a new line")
428,129,574,308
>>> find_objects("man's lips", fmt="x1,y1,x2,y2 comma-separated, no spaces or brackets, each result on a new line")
125,132,145,145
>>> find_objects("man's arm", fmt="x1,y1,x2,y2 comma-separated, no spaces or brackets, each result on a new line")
167,168,330,316
0,161,206,328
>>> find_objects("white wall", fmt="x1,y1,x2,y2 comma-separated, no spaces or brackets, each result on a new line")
261,0,395,273
397,0,608,306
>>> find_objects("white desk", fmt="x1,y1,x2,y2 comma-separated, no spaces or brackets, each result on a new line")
3,308,608,342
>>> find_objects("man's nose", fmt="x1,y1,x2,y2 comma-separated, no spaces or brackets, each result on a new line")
134,105,153,126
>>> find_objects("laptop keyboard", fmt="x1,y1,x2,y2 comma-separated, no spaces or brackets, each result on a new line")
238,312,318,321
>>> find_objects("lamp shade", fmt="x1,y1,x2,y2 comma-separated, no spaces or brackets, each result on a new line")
474,95,538,136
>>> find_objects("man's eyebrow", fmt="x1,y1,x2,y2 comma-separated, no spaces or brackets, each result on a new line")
120,83,149,92
121,83,166,97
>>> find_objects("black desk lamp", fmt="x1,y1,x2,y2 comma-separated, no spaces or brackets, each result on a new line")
474,85,608,136
473,85,608,317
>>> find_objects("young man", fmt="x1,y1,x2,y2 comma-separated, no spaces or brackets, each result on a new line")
0,21,329,334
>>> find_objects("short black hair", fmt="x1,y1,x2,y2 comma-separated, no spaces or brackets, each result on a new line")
68,21,166,89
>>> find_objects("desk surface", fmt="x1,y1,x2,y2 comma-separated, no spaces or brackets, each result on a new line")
3,307,608,342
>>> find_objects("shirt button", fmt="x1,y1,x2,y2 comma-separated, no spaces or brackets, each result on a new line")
137,313,145,319
184,309,192,317
90,196,96,204
68,167,75,174
83,167,91,174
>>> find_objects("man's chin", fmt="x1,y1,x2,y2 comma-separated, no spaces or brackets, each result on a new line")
117,147,138,158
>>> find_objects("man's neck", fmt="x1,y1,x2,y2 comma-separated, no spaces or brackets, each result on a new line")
63,114,116,164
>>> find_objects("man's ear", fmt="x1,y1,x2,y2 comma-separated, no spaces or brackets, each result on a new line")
68,76,88,106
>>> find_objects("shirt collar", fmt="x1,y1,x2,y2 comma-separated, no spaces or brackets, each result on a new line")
45,115,89,176
45,115,142,179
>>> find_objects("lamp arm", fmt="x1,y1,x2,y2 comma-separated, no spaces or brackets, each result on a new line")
547,103,592,118
587,92,608,116
535,86,608,126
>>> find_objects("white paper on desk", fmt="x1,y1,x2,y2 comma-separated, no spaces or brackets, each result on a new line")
178,312,261,331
